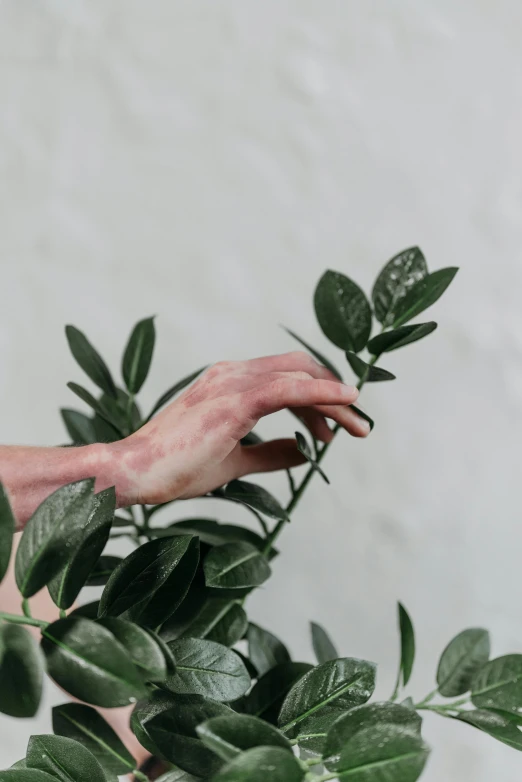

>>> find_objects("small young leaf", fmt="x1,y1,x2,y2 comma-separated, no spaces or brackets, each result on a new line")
345,352,396,383
65,324,117,398
397,602,416,688
164,638,250,701
283,327,343,380
392,267,459,328
247,623,291,677
26,735,106,782
372,247,428,326
223,480,289,522
314,270,372,352
147,366,207,421
367,322,438,356
52,702,136,776
311,621,338,664
204,542,271,590
0,624,44,718
437,628,490,697
458,710,522,751
243,662,313,725
85,555,123,586
472,655,522,711
197,713,292,762
212,746,305,782
66,383,125,436
122,316,156,394
42,616,148,707
60,409,97,445
97,617,168,682
179,598,248,647
295,433,329,484
15,479,95,598
48,487,116,609
0,482,15,584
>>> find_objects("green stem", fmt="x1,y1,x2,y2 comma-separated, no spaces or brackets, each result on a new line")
415,688,439,708
418,703,469,716
22,598,32,618
59,609,67,620
304,757,324,767
0,611,48,629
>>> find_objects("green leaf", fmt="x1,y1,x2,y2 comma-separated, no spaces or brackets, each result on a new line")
147,367,207,421
48,487,115,609
211,746,304,782
295,433,329,484
42,616,148,707
0,482,15,584
160,582,209,641
472,655,522,711
314,270,372,353
164,638,250,701
156,519,278,559
8,763,27,770
392,267,459,328
156,772,200,782
179,598,248,647
223,480,289,522
367,322,438,356
457,710,522,751
323,702,422,766
197,713,292,762
311,622,338,664
398,603,416,688
283,327,343,380
243,662,313,724
130,691,180,757
372,247,428,326
15,479,95,597
66,384,125,437
70,601,100,619
437,628,490,697
26,735,106,782
85,556,123,586
97,617,168,682
204,542,271,590
122,316,156,394
60,409,97,445
146,694,230,777
247,623,290,677
65,325,117,398
0,771,58,781
345,352,396,383
0,624,44,717
98,535,199,627
52,702,136,776
350,405,375,432
278,657,376,734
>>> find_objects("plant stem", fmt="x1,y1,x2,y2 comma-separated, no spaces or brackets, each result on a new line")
22,598,32,618
304,757,324,767
418,703,469,716
0,611,48,629
59,609,67,620
415,688,439,708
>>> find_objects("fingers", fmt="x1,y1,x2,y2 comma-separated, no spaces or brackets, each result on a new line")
247,377,359,419
242,351,338,382
289,407,334,443
237,438,307,475
315,403,371,437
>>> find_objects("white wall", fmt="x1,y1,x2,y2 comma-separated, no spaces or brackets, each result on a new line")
1,1,521,778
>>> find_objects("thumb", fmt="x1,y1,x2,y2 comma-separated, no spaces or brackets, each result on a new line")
237,438,307,476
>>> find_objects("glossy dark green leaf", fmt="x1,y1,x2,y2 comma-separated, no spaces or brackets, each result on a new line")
42,616,148,707
144,627,177,673
60,409,97,445
295,433,329,484
323,702,422,766
0,771,57,781
160,581,209,642
91,412,121,443
146,694,230,777
283,327,343,380
0,624,44,718
156,519,277,559
314,270,372,353
65,325,117,398
488,708,522,726
372,247,428,326
97,617,168,682
197,713,292,762
278,657,376,734
164,639,250,701
147,367,207,421
15,479,95,598
243,662,313,724
48,487,115,609
212,746,304,782
52,702,136,776
472,655,522,711
223,480,289,522
122,316,156,394
457,709,522,751
392,267,459,328
311,621,338,664
131,691,180,757
179,598,248,647
8,763,27,770
98,535,199,627
367,322,438,356
247,623,290,677
85,555,123,586
345,351,396,383
398,603,416,688
26,735,106,782
437,628,490,697
66,384,125,437
204,542,271,590
0,482,15,584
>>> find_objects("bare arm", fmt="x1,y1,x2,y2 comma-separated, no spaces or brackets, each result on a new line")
0,352,368,527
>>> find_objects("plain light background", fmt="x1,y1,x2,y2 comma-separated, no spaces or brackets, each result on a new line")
1,1,521,778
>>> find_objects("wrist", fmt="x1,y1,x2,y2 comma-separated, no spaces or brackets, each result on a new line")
87,441,139,509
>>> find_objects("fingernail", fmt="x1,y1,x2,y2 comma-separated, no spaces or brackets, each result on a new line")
343,385,359,398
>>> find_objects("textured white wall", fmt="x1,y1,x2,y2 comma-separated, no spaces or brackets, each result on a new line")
1,0,521,778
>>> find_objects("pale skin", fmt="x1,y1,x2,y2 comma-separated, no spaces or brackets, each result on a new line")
0,351,369,766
